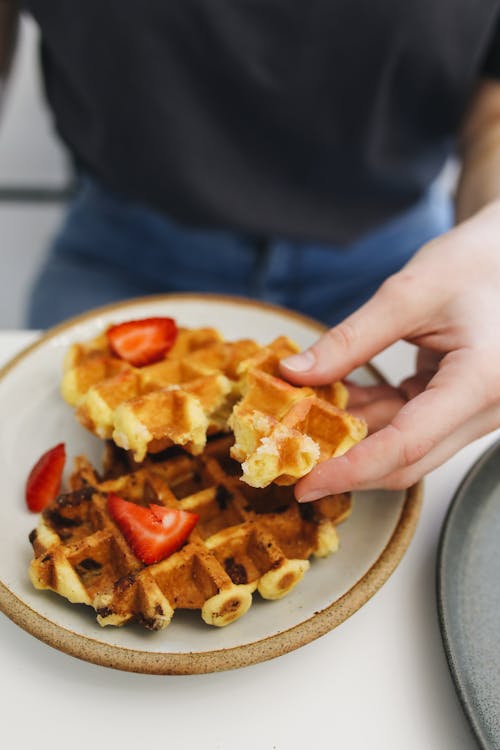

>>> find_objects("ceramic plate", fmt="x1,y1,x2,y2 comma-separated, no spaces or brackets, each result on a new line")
437,438,500,750
0,294,421,674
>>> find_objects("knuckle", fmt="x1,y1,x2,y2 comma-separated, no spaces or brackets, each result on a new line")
401,436,435,467
480,384,498,412
494,382,500,408
324,319,358,354
447,348,500,412
383,472,415,491
475,349,500,407
388,422,434,468
377,270,419,306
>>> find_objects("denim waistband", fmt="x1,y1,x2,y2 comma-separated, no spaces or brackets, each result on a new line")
44,176,453,326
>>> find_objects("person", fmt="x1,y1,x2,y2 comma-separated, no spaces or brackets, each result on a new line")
1,2,500,499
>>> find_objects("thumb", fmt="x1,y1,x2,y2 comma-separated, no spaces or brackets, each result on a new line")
280,276,418,385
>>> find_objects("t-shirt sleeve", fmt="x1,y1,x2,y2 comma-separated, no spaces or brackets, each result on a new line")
482,15,500,77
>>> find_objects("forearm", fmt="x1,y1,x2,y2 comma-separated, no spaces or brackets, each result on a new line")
455,79,500,222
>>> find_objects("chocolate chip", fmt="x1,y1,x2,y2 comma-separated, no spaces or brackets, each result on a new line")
298,503,315,522
216,484,233,510
137,614,160,630
96,607,113,619
46,509,83,528
224,556,248,585
77,558,102,571
55,487,93,507
114,573,135,592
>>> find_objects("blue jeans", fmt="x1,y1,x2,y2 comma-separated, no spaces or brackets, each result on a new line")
27,176,453,329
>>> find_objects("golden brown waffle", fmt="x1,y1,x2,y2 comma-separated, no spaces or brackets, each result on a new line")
61,325,365,486
62,327,260,460
28,436,352,630
229,369,367,487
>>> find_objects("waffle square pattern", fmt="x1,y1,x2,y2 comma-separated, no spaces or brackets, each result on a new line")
29,437,352,630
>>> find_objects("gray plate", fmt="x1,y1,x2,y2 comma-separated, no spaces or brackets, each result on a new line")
437,439,500,750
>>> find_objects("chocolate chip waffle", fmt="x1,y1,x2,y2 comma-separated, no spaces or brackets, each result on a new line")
28,436,352,630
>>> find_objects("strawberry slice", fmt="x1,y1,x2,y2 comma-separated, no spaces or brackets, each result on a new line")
108,493,198,564
25,443,66,512
106,317,178,367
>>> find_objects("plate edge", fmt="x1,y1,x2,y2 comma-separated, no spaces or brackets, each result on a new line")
436,437,500,750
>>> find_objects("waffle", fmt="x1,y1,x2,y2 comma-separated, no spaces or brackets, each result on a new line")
229,369,367,487
28,436,352,630
62,327,260,461
61,324,365,486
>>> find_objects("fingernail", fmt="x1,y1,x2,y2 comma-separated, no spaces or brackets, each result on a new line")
297,489,331,503
281,350,316,372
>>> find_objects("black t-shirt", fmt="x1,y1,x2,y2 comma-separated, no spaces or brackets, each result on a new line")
23,0,500,243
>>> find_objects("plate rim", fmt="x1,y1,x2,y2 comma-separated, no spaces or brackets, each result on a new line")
0,292,423,674
436,437,500,750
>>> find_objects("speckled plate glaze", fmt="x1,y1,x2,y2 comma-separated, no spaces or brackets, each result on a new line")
0,294,422,674
437,438,500,750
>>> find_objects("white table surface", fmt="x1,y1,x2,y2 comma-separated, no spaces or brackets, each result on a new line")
0,330,493,750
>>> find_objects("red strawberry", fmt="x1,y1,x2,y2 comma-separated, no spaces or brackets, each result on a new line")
106,317,178,367
25,443,66,512
108,493,198,564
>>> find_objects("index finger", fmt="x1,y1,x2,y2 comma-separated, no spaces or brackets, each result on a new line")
280,273,427,386
295,352,488,499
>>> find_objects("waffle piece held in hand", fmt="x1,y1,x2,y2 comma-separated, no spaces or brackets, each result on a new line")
228,368,367,488
28,436,352,631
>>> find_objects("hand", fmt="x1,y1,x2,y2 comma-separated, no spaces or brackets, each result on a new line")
280,201,500,501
